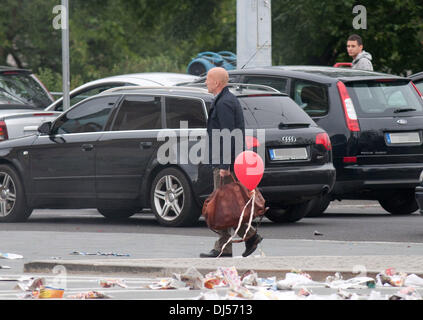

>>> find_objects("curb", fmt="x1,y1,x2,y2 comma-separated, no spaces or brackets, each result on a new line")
23,256,423,282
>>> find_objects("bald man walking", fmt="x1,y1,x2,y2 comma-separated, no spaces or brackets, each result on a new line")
200,67,263,258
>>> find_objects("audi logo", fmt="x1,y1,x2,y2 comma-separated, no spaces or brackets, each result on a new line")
280,136,296,143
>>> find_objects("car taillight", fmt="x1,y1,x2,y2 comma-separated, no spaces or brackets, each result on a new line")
0,121,9,141
316,133,331,150
337,81,360,132
411,81,423,99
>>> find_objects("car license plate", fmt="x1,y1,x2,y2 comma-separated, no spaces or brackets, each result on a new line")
269,147,308,161
385,132,421,145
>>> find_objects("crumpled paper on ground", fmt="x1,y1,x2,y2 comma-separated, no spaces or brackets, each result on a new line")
192,266,423,300
67,291,111,299
99,279,128,288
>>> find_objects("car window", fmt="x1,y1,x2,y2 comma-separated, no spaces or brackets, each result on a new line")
238,95,314,128
346,80,423,117
112,95,162,131
242,76,288,93
414,80,423,94
0,73,52,109
0,89,27,105
53,96,118,134
54,83,128,112
165,97,206,128
293,80,329,117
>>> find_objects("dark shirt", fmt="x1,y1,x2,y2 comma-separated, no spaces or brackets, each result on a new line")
206,86,245,170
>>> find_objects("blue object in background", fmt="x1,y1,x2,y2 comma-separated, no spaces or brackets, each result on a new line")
187,51,237,76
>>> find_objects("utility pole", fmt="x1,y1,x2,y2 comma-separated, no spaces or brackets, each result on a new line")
61,0,70,111
236,0,272,69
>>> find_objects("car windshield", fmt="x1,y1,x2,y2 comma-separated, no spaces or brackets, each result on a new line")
0,72,52,109
346,80,423,117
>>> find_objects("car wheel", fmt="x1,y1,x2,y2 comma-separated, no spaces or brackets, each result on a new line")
97,208,138,220
306,195,331,217
265,200,312,223
378,190,418,215
0,164,32,222
150,167,200,227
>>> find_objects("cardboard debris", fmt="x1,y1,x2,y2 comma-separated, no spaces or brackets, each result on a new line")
38,286,65,299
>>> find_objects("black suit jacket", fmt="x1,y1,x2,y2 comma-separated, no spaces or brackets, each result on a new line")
206,86,245,170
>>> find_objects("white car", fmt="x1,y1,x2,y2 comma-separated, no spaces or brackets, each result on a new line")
0,72,199,139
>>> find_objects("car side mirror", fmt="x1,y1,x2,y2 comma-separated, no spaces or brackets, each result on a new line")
38,122,52,135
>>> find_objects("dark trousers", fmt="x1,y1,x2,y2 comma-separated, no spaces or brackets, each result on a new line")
212,168,256,254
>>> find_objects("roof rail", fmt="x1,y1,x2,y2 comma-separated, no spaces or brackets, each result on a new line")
185,82,280,93
227,83,281,93
101,85,210,94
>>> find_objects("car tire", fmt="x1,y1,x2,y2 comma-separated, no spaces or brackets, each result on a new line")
378,190,418,215
306,195,331,217
0,164,32,222
97,208,138,220
150,167,200,227
265,200,313,223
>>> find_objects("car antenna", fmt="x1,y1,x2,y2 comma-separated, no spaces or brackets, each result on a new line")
240,40,269,69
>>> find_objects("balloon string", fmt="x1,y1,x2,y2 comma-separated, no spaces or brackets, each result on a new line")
242,189,255,241
218,189,256,258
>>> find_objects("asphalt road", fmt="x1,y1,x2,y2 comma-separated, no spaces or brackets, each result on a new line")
0,200,421,301
0,200,421,243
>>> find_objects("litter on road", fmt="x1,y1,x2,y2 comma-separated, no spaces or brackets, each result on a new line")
4,265,423,300
70,251,130,257
0,252,23,260
149,266,423,300
99,279,128,288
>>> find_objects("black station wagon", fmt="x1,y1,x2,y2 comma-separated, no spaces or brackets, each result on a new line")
205,66,423,216
0,86,335,226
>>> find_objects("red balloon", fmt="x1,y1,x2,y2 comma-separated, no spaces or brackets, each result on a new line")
245,136,260,150
234,151,264,191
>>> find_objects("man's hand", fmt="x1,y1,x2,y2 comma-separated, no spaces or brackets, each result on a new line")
219,169,231,177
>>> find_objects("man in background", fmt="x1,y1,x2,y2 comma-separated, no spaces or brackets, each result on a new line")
347,34,373,71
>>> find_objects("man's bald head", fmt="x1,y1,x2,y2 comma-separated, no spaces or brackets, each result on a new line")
206,67,229,95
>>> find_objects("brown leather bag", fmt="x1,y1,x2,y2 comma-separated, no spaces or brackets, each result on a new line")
202,174,268,230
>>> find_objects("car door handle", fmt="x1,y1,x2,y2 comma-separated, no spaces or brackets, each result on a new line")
140,141,152,149
81,144,94,151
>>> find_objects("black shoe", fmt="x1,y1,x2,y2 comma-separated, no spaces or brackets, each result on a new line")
242,234,263,257
199,249,232,258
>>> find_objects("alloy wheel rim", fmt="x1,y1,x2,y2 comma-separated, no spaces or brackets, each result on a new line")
153,174,184,221
0,173,16,217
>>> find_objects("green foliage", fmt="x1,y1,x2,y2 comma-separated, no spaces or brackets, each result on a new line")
1,0,422,93
272,0,423,75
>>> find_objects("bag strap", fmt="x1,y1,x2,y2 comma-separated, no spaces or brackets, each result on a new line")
218,170,237,187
